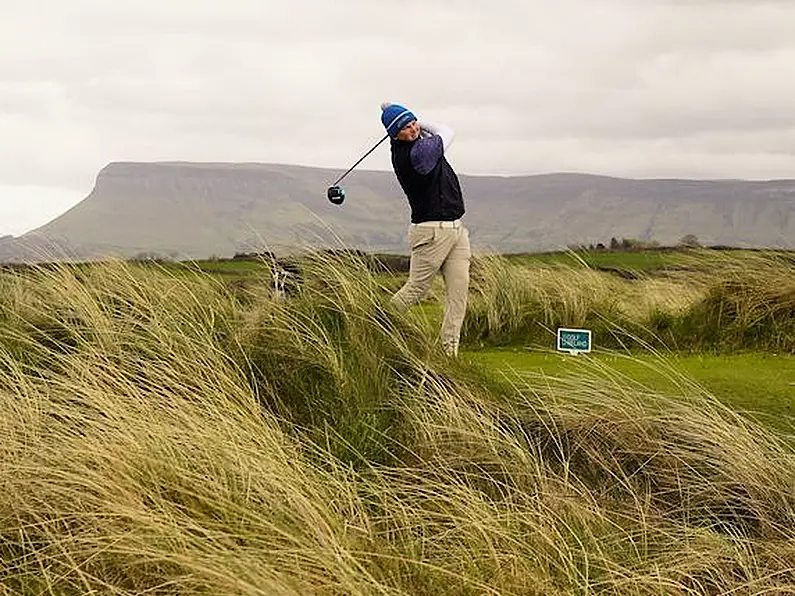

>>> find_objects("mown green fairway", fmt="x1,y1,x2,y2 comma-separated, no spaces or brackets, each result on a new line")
504,247,793,273
465,348,795,433
505,249,692,271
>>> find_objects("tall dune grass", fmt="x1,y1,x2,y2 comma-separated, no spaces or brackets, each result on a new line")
464,250,795,353
1,254,795,594
463,255,637,348
665,251,795,352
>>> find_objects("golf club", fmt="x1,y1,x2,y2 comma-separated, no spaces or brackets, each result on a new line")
327,133,389,205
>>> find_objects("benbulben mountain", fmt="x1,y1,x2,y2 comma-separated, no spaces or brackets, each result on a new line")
2,162,793,262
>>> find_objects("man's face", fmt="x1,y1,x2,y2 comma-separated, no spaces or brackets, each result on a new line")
396,120,420,142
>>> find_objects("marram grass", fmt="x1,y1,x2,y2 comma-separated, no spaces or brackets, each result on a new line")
1,253,795,594
464,250,795,353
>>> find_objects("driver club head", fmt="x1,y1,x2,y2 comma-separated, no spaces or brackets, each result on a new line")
327,186,345,205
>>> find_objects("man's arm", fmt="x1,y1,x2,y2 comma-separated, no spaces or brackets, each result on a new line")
419,121,455,151
411,121,456,175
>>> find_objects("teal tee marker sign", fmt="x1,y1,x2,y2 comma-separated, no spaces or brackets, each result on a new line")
557,328,592,354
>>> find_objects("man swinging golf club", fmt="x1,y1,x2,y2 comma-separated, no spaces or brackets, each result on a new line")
381,102,471,357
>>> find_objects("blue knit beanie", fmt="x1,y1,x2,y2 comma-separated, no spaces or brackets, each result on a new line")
381,103,416,137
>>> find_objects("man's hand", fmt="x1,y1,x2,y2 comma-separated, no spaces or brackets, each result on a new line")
417,121,455,151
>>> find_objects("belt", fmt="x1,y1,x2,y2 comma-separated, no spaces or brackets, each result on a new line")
412,219,462,229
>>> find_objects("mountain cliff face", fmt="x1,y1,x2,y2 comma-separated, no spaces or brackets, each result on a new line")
3,161,794,262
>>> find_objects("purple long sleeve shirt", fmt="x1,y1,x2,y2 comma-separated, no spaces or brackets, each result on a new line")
409,122,455,175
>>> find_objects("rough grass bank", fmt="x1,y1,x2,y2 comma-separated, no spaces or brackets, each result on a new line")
1,252,795,594
464,249,795,353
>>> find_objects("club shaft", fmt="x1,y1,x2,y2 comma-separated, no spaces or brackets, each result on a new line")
332,134,389,186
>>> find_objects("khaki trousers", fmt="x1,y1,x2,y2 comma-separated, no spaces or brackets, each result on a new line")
391,223,471,356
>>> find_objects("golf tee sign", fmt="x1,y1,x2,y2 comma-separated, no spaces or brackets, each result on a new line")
557,328,592,355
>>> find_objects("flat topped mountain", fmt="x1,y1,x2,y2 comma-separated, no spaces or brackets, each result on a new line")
2,161,794,262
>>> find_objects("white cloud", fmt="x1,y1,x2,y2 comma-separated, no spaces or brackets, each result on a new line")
1,0,794,234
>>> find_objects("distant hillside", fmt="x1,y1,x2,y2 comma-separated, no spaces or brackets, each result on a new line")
2,162,794,262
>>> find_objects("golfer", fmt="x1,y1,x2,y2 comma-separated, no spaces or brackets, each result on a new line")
380,102,471,357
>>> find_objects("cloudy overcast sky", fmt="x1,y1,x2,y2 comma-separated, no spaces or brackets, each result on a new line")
2,0,794,236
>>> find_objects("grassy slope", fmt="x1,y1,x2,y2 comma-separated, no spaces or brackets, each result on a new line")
3,253,795,594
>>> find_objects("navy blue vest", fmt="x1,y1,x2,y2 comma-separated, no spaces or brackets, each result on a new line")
390,140,466,224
